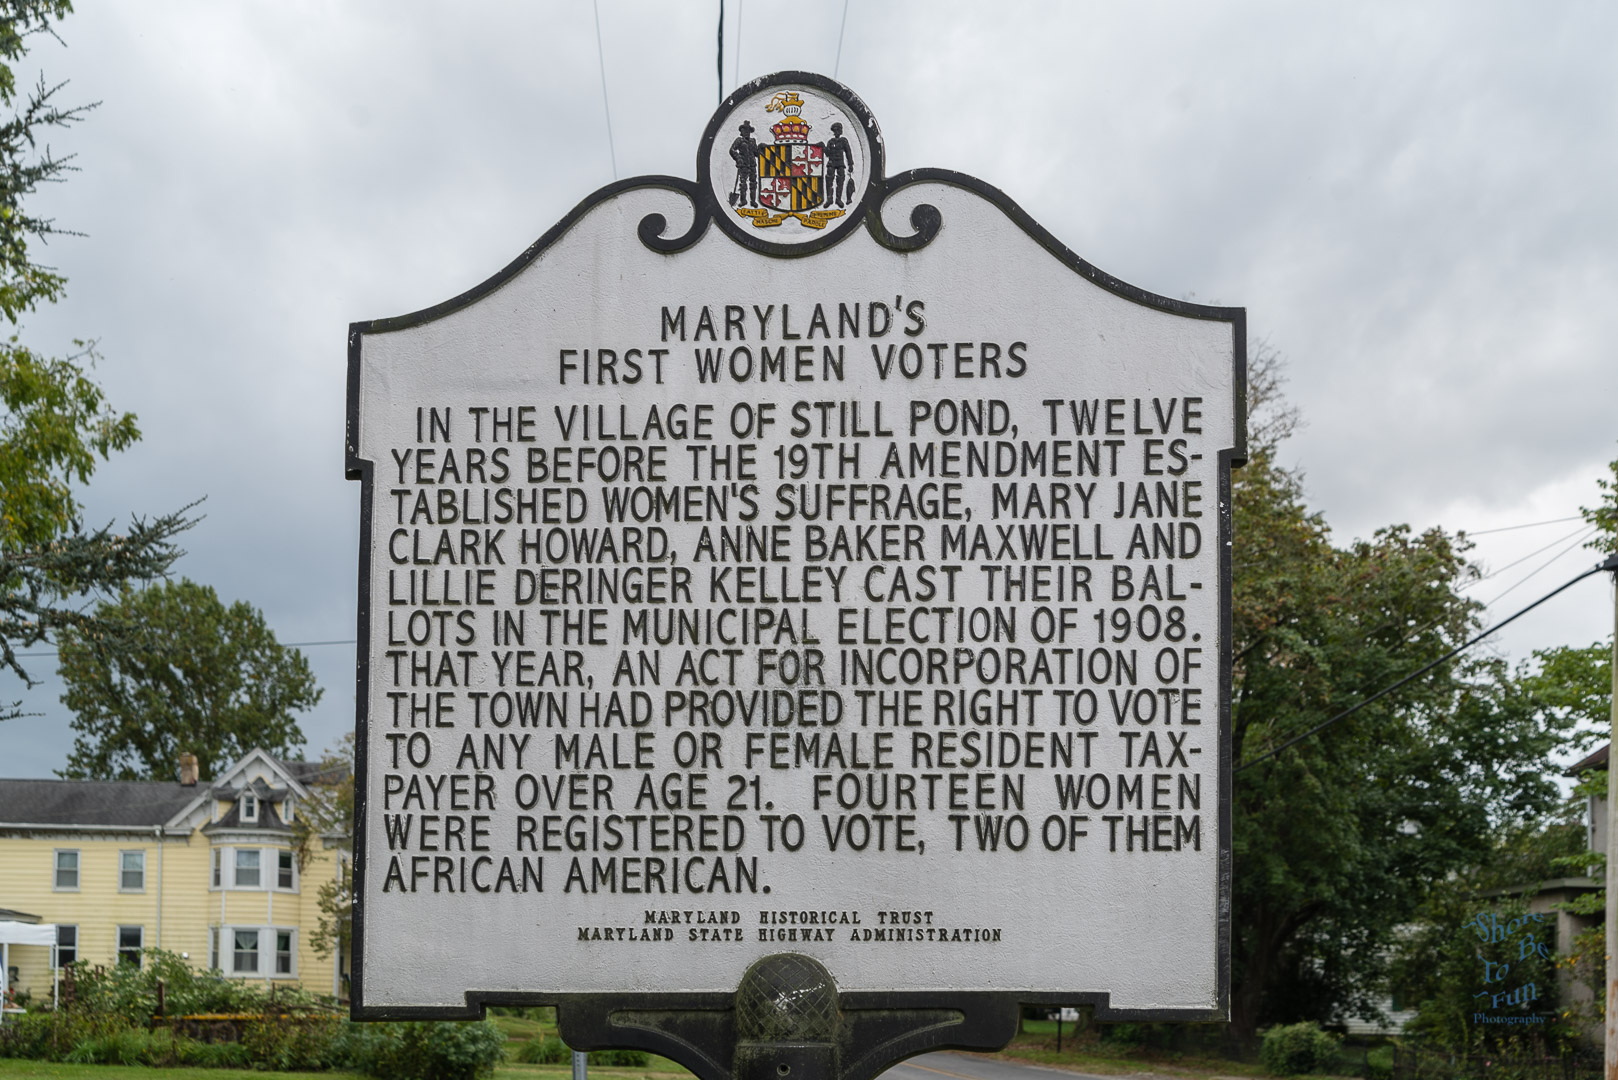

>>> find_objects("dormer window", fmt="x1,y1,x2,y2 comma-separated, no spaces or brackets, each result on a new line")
283,798,294,823
241,792,258,823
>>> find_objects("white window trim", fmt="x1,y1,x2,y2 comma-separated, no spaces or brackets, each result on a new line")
211,846,298,893
233,847,262,888
241,792,258,823
116,925,144,966
218,925,297,978
275,849,299,892
119,849,147,892
53,848,80,892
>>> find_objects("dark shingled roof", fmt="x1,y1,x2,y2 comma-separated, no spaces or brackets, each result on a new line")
279,759,333,784
202,797,291,835
0,778,200,827
1568,743,1609,776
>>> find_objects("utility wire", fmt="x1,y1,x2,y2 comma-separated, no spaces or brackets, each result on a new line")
1465,515,1584,537
1478,525,1598,609
1235,554,1618,775
15,639,357,660
1460,523,1596,589
833,0,850,79
732,0,742,91
592,0,618,180
716,0,724,106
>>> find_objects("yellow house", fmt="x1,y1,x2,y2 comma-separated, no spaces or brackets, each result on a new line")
0,749,349,1004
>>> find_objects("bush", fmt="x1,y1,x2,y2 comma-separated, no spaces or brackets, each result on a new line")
2,981,503,1077
345,1020,506,1080
1261,1021,1340,1075
0,1010,120,1061
242,1013,344,1071
511,1036,647,1067
1098,1023,1144,1045
591,1047,650,1066
513,1035,568,1064
67,948,332,1022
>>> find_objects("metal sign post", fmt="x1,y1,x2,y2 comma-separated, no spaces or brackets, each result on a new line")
346,71,1245,1080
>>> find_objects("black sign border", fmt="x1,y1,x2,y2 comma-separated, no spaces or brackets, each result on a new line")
345,70,1245,1029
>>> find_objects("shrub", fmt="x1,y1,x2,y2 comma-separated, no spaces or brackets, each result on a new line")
513,1035,569,1064
591,1047,651,1066
0,1010,120,1061
1099,1023,1144,1045
1261,1021,1340,1075
510,1036,647,1067
345,1020,506,1080
242,1013,344,1071
67,948,331,1022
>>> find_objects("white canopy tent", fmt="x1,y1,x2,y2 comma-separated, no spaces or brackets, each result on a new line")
0,921,59,1020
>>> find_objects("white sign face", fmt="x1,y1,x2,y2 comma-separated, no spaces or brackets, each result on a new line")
347,72,1242,1020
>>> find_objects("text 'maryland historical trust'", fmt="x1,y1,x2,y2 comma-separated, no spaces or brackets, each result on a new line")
346,71,1246,1019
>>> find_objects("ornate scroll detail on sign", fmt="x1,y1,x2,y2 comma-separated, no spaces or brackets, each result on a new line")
635,178,711,255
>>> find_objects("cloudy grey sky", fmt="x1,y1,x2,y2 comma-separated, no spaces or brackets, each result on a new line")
4,1,1614,778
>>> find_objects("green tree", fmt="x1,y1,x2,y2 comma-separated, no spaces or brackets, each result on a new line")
0,1,191,716
291,732,354,964
1228,350,1583,1045
1583,451,1617,553
56,578,320,780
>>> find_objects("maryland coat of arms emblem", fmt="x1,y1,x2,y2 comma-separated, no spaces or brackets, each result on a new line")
727,91,857,230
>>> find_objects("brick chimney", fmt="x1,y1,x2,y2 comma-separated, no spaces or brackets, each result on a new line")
179,753,199,787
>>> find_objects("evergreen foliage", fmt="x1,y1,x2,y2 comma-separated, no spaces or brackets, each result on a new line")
0,0,192,718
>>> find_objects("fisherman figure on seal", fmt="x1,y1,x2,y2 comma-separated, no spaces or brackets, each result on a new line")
824,122,854,208
729,120,759,208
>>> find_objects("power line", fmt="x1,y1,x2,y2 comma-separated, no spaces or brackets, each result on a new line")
1461,523,1596,589
732,0,742,91
832,0,850,79
592,0,618,180
1235,554,1618,774
1465,515,1584,537
716,0,724,106
1478,525,1598,610
14,639,356,660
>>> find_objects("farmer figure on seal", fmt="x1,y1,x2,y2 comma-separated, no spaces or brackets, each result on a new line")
730,120,759,208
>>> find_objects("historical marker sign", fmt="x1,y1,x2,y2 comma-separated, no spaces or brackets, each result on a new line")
347,73,1244,1030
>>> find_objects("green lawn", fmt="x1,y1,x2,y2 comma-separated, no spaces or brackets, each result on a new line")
0,1065,691,1080
0,1066,359,1080
997,1021,1269,1077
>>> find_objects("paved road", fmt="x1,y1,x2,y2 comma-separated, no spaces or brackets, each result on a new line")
879,1051,1113,1080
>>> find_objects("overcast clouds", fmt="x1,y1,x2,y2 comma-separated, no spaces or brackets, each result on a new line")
3,1,1614,777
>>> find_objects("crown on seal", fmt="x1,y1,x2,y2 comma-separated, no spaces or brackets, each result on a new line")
765,91,810,143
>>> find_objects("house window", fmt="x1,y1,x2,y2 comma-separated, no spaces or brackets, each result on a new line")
212,848,222,888
241,792,258,822
120,850,146,891
278,850,295,889
284,798,295,823
275,930,294,975
209,927,218,971
55,925,77,967
54,849,80,890
234,848,261,888
233,929,260,973
117,926,143,967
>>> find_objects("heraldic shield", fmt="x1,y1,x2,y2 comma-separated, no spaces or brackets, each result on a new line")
758,144,824,213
